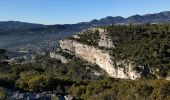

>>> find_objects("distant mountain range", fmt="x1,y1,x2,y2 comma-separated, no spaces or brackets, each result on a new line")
1,11,170,35
82,11,170,26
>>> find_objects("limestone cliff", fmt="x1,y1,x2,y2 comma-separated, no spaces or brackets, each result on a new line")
59,38,142,80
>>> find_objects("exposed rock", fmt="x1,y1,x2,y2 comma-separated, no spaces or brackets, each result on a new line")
50,52,70,64
97,28,115,48
64,95,73,100
166,77,170,80
80,28,114,48
72,34,79,39
92,70,102,77
59,39,141,80
8,90,58,99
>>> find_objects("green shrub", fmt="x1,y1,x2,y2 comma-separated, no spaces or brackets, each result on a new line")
16,73,56,92
0,87,7,100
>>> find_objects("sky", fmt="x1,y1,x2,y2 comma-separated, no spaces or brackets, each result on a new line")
0,0,170,25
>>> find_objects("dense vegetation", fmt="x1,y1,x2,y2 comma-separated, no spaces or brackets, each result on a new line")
70,78,170,100
0,49,106,98
69,30,100,46
103,24,170,78
0,48,170,99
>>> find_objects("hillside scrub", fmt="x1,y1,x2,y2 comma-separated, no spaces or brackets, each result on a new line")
0,24,170,99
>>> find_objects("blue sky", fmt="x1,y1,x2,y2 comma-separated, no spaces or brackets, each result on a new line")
0,0,170,25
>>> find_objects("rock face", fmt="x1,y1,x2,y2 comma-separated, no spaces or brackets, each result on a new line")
50,52,70,64
59,39,141,80
97,28,115,48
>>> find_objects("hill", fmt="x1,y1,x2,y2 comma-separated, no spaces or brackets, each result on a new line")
60,24,170,80
1,11,170,34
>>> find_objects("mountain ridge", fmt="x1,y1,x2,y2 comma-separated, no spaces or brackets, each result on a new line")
1,11,170,34
1,11,170,51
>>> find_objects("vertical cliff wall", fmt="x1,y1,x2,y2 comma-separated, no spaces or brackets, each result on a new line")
59,39,141,80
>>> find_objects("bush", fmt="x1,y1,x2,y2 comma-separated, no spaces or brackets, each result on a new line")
16,73,56,92
0,73,16,88
69,84,86,99
0,87,7,100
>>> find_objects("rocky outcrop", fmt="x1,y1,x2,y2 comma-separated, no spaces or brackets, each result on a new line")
97,28,115,48
73,28,115,48
50,52,70,64
59,39,141,80
166,76,170,80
